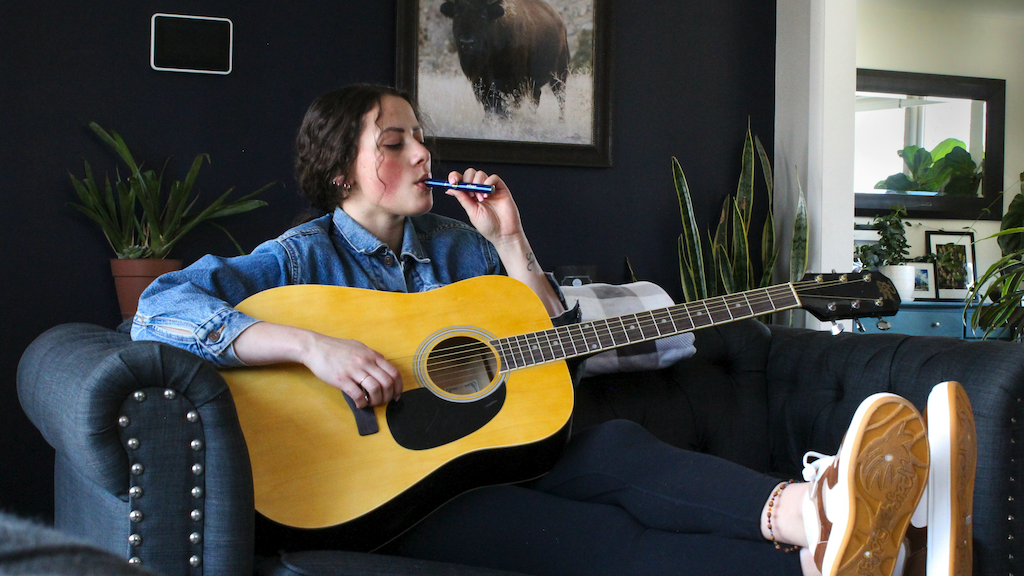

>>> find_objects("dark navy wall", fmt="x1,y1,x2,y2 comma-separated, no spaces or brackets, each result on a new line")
0,1,776,518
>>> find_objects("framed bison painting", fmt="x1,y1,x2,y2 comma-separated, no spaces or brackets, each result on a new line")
397,0,612,167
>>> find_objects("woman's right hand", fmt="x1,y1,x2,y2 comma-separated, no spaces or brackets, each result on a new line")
234,322,403,408
301,333,403,408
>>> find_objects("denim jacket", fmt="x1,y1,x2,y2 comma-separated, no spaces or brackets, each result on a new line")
131,208,507,367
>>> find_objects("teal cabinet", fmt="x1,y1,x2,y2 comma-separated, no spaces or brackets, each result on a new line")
855,301,1010,340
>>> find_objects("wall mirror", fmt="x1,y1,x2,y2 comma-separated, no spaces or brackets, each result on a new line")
854,68,1005,221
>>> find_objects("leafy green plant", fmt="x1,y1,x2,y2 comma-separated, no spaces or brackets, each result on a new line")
674,125,808,304
874,138,982,197
967,172,1024,339
854,206,911,268
69,122,273,259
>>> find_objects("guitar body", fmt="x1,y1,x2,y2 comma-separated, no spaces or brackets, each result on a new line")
222,275,575,551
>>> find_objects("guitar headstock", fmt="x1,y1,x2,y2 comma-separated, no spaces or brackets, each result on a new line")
797,272,901,322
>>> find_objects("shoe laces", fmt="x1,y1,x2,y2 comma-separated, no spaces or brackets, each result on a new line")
802,451,835,483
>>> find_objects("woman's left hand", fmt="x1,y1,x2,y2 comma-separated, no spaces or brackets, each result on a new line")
444,168,525,248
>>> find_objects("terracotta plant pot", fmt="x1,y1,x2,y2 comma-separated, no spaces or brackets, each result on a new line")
110,258,182,320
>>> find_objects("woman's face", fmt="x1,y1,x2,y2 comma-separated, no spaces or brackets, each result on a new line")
344,94,433,218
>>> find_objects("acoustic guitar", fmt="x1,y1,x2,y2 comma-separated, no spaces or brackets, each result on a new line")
221,272,899,551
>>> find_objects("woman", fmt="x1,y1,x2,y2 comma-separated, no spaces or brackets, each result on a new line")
132,84,938,576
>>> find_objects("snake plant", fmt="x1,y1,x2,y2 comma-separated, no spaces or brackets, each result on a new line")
675,125,808,303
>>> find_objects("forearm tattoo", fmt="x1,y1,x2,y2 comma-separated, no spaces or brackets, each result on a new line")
526,251,536,272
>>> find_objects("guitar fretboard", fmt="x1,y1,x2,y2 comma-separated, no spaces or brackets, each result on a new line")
491,283,800,372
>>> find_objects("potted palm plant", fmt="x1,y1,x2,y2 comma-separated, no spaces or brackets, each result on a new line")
854,206,915,302
967,173,1024,339
69,122,273,319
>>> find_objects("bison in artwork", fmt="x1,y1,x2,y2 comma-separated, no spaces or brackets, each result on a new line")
440,0,570,119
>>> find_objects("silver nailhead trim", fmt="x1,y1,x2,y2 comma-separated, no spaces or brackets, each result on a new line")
129,486,143,498
133,391,147,402
131,464,144,476
118,416,130,428
189,532,202,544
186,411,199,423
128,557,142,565
191,439,203,451
191,509,202,521
191,487,204,499
127,438,140,450
130,510,143,523
128,533,142,546
189,555,201,567
164,389,177,400
192,463,204,475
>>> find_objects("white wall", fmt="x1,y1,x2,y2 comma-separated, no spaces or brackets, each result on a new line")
776,0,857,330
857,2,1024,282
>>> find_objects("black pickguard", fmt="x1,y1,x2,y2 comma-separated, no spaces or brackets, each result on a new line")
386,386,506,450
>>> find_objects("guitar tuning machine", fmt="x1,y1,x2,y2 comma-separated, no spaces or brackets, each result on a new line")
876,318,891,331
830,321,845,336
854,319,866,333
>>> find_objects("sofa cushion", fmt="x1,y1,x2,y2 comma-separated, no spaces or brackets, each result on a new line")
256,550,532,576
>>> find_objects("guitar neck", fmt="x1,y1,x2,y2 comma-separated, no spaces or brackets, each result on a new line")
492,283,801,372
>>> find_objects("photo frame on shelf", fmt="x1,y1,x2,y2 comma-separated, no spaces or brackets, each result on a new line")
925,231,977,301
911,262,936,300
395,0,612,167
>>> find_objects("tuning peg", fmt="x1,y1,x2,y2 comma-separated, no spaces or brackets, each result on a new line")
830,321,845,336
854,319,866,333
875,318,891,331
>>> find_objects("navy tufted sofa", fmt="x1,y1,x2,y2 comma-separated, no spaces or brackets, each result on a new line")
17,319,1024,576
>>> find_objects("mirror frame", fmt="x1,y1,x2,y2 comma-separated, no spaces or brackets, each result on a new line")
855,68,1006,221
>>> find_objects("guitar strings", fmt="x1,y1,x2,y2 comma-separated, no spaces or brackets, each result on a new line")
376,276,887,380
388,277,875,373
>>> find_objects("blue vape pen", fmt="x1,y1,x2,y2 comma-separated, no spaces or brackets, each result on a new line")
425,180,494,194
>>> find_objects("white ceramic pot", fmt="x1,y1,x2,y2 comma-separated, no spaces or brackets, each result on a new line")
879,264,916,303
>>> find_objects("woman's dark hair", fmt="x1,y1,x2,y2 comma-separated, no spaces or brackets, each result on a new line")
294,84,422,212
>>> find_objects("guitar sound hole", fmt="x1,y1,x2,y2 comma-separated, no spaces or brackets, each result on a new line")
425,336,497,397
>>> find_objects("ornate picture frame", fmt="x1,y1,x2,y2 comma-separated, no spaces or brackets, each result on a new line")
396,0,612,167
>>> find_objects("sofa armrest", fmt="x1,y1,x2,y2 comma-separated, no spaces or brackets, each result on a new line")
17,323,254,576
766,326,1024,576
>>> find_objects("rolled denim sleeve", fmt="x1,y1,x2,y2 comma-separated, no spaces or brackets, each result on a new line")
130,242,292,367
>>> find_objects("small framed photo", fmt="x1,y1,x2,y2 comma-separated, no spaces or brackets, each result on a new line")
925,231,977,301
911,262,936,300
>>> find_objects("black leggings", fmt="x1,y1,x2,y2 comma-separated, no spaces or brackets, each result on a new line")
385,420,803,576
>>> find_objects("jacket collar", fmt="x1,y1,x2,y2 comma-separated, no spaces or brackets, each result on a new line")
332,207,430,263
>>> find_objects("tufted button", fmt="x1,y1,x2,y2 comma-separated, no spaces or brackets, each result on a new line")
384,255,396,266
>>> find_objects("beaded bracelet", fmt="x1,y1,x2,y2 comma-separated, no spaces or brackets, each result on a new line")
767,480,800,553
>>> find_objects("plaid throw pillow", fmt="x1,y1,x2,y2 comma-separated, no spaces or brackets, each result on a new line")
561,281,696,377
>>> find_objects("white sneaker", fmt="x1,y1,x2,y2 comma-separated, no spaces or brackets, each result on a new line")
905,381,977,576
802,393,930,576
